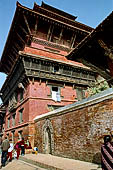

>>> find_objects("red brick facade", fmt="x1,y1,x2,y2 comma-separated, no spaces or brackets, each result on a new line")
34,89,113,163
0,2,96,149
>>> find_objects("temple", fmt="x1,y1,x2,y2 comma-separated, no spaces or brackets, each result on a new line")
0,2,97,146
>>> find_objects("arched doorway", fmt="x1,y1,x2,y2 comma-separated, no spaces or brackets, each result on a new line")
45,127,52,154
42,119,54,154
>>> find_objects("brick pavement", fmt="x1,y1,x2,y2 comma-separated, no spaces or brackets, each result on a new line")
0,153,102,170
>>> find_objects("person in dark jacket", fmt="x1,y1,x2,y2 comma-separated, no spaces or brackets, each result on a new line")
20,137,25,156
0,136,10,168
101,135,113,170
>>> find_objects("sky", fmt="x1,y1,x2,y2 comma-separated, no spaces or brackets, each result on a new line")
0,0,112,104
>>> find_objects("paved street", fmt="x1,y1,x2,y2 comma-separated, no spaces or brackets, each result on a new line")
0,159,46,170
0,153,102,170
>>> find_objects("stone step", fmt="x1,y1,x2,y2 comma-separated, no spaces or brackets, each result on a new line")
20,155,61,170
19,153,101,170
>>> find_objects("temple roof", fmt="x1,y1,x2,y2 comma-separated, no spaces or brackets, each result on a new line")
40,1,77,20
67,11,113,83
0,1,93,75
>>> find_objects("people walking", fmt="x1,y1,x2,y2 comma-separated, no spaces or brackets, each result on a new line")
0,136,10,168
101,135,113,170
7,139,14,162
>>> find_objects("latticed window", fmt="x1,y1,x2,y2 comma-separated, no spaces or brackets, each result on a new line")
32,62,37,68
63,68,71,75
72,70,80,77
53,66,59,73
41,63,50,71
89,74,94,80
81,72,87,78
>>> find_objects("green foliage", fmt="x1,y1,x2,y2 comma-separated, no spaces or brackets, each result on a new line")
87,80,109,97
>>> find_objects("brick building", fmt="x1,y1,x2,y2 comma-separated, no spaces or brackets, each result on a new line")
0,2,97,146
34,88,113,163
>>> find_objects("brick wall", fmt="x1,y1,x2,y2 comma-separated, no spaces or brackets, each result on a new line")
34,88,113,163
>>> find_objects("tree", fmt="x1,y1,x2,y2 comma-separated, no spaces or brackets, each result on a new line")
87,80,109,97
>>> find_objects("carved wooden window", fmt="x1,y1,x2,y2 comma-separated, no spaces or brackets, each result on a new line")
76,88,85,101
62,29,72,47
72,70,80,77
37,20,49,40
51,87,61,102
19,108,23,124
53,66,59,73
41,63,50,72
81,72,87,78
51,27,61,44
32,61,37,68
63,67,71,75
25,60,30,67
89,74,95,80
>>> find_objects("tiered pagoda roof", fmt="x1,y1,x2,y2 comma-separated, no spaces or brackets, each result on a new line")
0,1,93,75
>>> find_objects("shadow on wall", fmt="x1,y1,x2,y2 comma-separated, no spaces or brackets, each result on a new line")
92,152,101,164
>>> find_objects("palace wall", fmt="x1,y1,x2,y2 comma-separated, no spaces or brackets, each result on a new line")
34,88,113,163
28,79,77,121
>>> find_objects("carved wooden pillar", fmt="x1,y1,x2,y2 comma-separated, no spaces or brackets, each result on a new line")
71,33,76,48
48,25,54,42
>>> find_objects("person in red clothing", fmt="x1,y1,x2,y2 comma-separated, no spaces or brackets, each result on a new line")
20,137,25,156
14,139,21,160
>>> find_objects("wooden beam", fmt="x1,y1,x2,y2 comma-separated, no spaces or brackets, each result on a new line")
23,15,31,35
81,58,111,80
11,49,18,56
59,28,63,41
2,65,9,74
4,63,10,73
12,46,18,54
19,25,28,35
8,55,14,63
16,32,26,45
98,39,113,60
14,43,21,51
47,24,52,41
7,58,13,66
